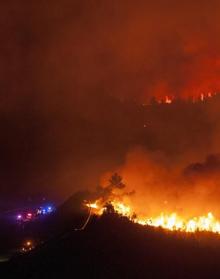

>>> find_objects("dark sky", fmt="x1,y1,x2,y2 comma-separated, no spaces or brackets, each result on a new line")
1,1,220,202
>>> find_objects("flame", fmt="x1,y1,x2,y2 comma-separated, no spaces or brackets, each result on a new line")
143,212,220,233
85,200,104,215
86,202,99,209
111,201,131,216
86,200,220,234
165,96,172,104
155,91,218,104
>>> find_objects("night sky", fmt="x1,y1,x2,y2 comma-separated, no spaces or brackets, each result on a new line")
1,1,220,203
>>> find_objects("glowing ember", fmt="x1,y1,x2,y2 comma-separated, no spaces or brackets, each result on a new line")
86,200,220,234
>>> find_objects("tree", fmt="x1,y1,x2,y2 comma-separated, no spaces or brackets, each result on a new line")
109,173,125,189
104,202,115,214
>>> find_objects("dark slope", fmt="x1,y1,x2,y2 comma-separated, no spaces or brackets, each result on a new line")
2,212,220,279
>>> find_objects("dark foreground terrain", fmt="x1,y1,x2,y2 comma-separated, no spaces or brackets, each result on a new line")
2,207,220,279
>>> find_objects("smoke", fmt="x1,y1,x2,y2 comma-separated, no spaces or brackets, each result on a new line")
184,154,220,177
2,1,220,202
100,147,220,218
28,0,220,102
3,1,220,103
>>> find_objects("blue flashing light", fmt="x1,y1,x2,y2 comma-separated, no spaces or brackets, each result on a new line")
37,205,55,216
47,206,52,213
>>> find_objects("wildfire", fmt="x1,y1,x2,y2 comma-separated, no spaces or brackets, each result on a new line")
155,92,218,104
86,202,99,209
85,200,220,234
86,201,104,215
165,95,172,104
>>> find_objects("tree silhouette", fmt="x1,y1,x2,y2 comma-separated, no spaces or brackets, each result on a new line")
104,202,115,214
109,173,125,189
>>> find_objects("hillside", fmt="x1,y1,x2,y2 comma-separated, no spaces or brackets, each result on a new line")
2,210,220,279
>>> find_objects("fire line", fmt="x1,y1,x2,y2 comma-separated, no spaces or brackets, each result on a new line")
86,201,220,234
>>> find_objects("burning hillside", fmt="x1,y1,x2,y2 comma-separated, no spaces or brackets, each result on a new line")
86,200,220,234
84,171,220,235
156,92,218,104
